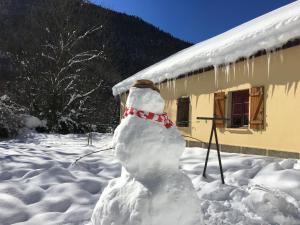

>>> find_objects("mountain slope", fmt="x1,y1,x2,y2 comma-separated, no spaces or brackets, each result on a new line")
0,0,191,134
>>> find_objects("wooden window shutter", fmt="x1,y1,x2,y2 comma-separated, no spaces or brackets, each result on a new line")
176,97,190,127
250,86,264,129
214,92,225,128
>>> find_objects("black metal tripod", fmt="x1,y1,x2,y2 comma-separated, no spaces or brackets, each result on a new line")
197,117,230,184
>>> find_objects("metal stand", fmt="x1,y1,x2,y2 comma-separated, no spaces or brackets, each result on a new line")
197,117,230,184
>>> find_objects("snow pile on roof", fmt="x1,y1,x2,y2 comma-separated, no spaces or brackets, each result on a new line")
113,1,300,96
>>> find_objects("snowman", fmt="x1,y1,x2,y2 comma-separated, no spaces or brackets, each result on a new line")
90,80,202,225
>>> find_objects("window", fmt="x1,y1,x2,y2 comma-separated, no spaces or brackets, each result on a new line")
231,90,249,128
176,97,190,127
215,87,264,130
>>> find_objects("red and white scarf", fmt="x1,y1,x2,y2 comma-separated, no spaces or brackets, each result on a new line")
123,107,174,129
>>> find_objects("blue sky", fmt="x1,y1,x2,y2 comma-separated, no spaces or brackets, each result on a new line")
90,0,296,43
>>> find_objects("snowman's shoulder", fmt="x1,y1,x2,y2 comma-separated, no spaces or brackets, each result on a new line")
114,116,162,137
113,116,185,146
167,125,184,135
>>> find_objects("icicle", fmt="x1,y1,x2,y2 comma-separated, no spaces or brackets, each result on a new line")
247,58,250,77
280,50,284,63
222,66,226,81
214,65,219,87
170,79,173,96
172,79,176,96
233,62,236,80
119,94,125,108
251,56,255,77
184,75,188,91
267,52,271,78
225,64,230,83
224,65,227,81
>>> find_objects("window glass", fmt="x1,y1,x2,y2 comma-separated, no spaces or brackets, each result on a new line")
231,90,249,128
176,97,189,127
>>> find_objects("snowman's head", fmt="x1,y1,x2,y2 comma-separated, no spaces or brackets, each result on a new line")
126,80,165,114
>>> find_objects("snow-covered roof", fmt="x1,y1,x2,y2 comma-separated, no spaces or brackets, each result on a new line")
113,1,300,96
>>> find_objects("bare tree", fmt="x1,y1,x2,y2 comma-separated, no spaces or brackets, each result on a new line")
12,0,106,132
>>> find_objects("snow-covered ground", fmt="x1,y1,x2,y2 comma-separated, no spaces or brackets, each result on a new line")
0,133,300,225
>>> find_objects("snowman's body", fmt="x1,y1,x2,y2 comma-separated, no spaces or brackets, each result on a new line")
91,87,202,225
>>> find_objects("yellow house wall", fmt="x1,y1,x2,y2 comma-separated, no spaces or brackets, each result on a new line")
159,45,300,153
119,45,300,154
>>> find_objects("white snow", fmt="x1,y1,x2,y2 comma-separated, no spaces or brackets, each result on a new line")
0,133,119,225
182,149,300,225
0,133,300,224
125,87,165,114
0,95,10,101
112,1,300,96
21,115,47,129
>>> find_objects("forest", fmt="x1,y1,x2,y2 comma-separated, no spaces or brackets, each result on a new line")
0,0,190,137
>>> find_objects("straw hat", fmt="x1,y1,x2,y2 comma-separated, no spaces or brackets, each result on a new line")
131,79,160,93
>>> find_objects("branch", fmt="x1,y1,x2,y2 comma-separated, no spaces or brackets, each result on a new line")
64,79,75,92
56,74,80,87
65,81,103,108
41,52,56,62
72,147,114,165
65,25,103,50
67,50,103,68
56,50,103,79
81,81,102,97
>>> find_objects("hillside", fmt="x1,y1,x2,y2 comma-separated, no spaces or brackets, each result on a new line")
0,0,191,134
